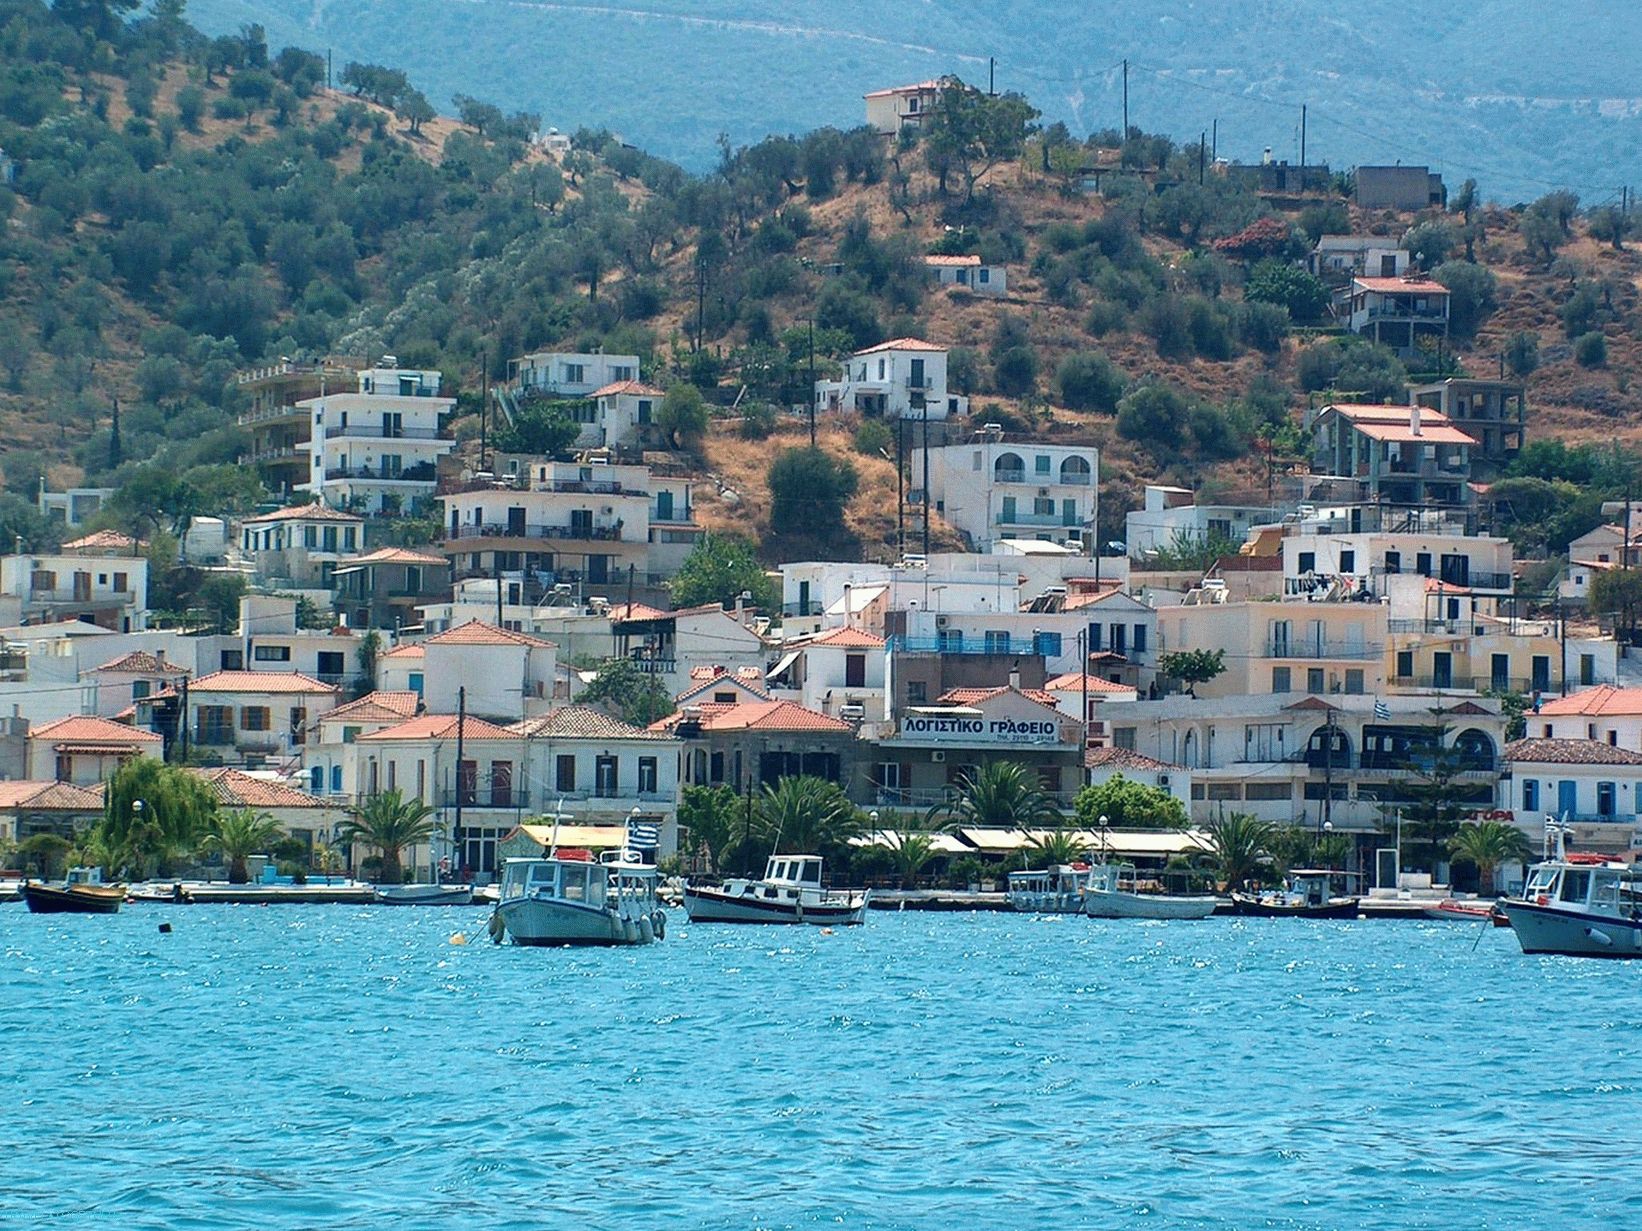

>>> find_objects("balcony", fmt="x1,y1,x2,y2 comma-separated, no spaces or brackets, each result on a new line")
783,602,824,617
627,656,676,675
1265,639,1381,660
997,512,1081,528
248,445,305,464
448,522,627,543
30,588,131,605
440,788,532,810
889,634,1065,657
322,463,438,483
1392,673,1546,694
323,424,443,442
993,468,1092,487
237,403,309,427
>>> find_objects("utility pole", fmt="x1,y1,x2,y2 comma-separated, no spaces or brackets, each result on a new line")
807,318,817,447
453,687,466,881
693,255,706,353
921,403,931,557
988,57,996,96
895,417,905,556
178,676,190,763
1211,117,1217,162
1122,59,1129,137
1199,131,1206,185
1299,103,1307,187
326,49,332,90
1320,708,1335,838
493,550,504,626
479,348,489,467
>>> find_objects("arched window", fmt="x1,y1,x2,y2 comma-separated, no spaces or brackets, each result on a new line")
1453,728,1496,772
1059,456,1092,485
1305,727,1352,770
994,452,1025,481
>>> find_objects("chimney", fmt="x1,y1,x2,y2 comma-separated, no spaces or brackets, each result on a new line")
1008,661,1021,691
1410,405,1422,436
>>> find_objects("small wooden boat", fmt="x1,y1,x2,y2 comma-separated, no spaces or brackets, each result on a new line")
375,883,475,906
683,854,869,925
22,867,125,915
491,853,665,946
1082,863,1219,920
1423,898,1498,922
1231,869,1359,920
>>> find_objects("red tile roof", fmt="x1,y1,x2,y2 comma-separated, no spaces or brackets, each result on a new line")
426,619,555,649
382,643,426,659
30,715,162,743
853,337,946,356
1505,738,1642,766
193,767,331,809
359,714,520,742
863,80,943,99
608,602,670,622
346,547,448,566
1537,685,1642,718
510,706,676,741
89,650,185,675
1043,672,1135,694
61,529,139,552
936,685,1061,710
1351,421,1477,446
591,379,666,398
244,503,364,524
652,700,853,734
925,254,981,267
0,780,104,809
808,626,887,648
1084,746,1182,772
323,691,422,723
189,671,340,694
1329,402,1454,425
1353,277,1450,295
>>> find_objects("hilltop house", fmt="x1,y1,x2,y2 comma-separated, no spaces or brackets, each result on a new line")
814,338,968,421
1355,165,1446,210
235,358,363,496
1309,403,1475,511
921,435,1096,551
924,254,1007,295
508,351,641,399
1343,276,1450,358
239,503,365,590
1124,484,1273,559
864,81,944,134
1409,378,1525,477
1310,235,1410,281
0,532,149,632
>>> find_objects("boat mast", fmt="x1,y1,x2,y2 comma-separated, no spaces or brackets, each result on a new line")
451,685,465,886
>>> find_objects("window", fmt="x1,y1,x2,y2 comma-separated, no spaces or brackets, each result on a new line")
637,400,652,425
978,267,990,284
984,630,1010,653
1581,654,1596,686
1598,782,1617,818
845,654,866,687
1035,455,1051,474
341,726,360,745
1306,668,1325,694
638,757,658,795
241,706,271,731
112,572,128,593
564,363,585,384
1395,651,1414,680
595,755,619,798
1272,667,1291,694
1245,724,1285,760
1207,783,1242,801
1297,551,1316,574
1034,497,1054,516
1113,727,1137,751
408,672,424,697
253,644,292,663
1344,669,1365,695
1245,783,1292,802
556,755,576,792
1034,631,1062,657
611,365,636,383
1522,779,1539,811
1384,551,1401,574
1416,551,1432,577
1132,625,1147,654
906,681,927,704
1339,550,1355,573
132,680,150,700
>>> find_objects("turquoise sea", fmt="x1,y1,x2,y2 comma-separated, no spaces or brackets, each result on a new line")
1,907,1636,1230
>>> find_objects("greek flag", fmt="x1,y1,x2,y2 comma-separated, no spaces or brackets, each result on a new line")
1373,699,1391,720
627,821,660,850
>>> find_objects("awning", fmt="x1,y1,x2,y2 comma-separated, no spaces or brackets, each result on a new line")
766,649,802,684
851,830,971,855
53,743,143,755
510,823,633,850
956,827,1211,858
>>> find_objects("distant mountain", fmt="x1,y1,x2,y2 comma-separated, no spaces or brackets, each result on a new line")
190,0,1642,200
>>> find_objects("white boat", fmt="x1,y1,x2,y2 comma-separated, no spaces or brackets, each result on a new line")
682,854,869,925
375,882,475,906
1501,820,1642,958
490,855,665,946
1082,863,1219,920
1006,864,1088,913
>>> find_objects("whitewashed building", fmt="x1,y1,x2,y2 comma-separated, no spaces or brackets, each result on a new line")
814,338,968,421
298,359,455,514
509,352,641,399
923,436,1096,551
924,254,1007,295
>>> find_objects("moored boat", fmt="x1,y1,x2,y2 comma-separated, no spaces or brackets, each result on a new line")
375,882,475,906
490,854,665,946
1082,862,1219,920
1423,898,1499,922
1500,823,1642,957
1006,864,1088,913
683,854,869,925
1231,869,1360,919
22,867,125,915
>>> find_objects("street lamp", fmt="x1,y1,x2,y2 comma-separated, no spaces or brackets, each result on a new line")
1098,813,1111,861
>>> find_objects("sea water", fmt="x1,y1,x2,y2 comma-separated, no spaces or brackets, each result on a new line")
1,908,1636,1230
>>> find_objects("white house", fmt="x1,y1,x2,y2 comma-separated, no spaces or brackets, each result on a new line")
1,532,149,631
1125,485,1275,559
766,626,887,719
1561,524,1638,604
185,670,342,766
864,81,944,134
1309,235,1410,281
1343,276,1450,358
612,602,768,697
298,359,455,514
375,643,426,695
26,714,162,784
1502,738,1642,854
510,706,681,840
83,649,188,719
509,352,641,399
923,436,1096,551
422,619,559,721
37,486,114,529
1083,746,1192,813
814,338,968,422
239,503,365,589
924,254,1007,295
304,689,422,798
584,380,665,450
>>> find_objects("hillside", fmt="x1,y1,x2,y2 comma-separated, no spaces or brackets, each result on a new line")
188,0,1642,200
2,0,1640,601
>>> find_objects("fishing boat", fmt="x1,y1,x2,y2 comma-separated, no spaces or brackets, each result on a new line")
1006,864,1088,913
1082,863,1219,920
375,882,475,906
21,866,125,915
1231,869,1360,919
1500,821,1642,957
1422,898,1500,922
489,853,665,946
683,854,870,925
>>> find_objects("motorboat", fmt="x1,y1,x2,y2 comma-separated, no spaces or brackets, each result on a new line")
375,882,475,906
682,854,869,925
21,867,125,915
1006,864,1088,913
489,854,665,946
1231,869,1360,919
1500,821,1642,957
1082,863,1219,920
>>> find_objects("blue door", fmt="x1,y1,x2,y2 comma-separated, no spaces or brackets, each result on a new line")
1557,780,1578,818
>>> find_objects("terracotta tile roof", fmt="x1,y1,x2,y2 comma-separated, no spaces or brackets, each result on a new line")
676,671,769,704
591,379,666,398
808,627,887,648
193,767,330,809
936,685,1061,710
189,671,340,694
509,706,676,741
1283,697,1341,712
243,503,363,524
345,547,448,566
608,602,670,622
0,780,104,809
30,715,162,743
1505,738,1642,766
1084,746,1182,772
863,80,942,99
323,691,422,723
382,643,426,659
89,650,185,675
61,530,139,552
852,337,946,356
358,714,520,742
924,254,981,267
1351,421,1477,446
652,699,853,734
1043,672,1135,694
1537,685,1642,718
1329,402,1454,425
427,619,555,649
1353,276,1449,295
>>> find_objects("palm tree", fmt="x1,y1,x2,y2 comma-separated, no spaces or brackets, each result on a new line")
882,829,939,887
754,776,862,862
1028,827,1089,867
201,809,284,884
1205,812,1275,893
928,761,1061,832
1448,821,1533,895
339,789,437,884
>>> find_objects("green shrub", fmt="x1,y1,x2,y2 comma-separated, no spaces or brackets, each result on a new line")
739,402,777,440
993,345,1039,397
1575,331,1607,367
1054,351,1126,413
853,418,892,456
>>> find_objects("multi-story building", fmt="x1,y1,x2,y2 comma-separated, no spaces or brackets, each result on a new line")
658,698,861,796
421,619,559,721
1409,379,1525,478
508,351,641,399
332,547,450,632
239,504,365,590
235,358,363,495
922,434,1096,551
26,714,163,784
1157,599,1387,702
1342,275,1450,358
1308,403,1475,510
298,360,455,514
1309,235,1410,282
814,338,968,421
863,80,944,133
37,485,113,530
0,533,149,631
183,670,341,767
1125,484,1275,558
440,457,701,599
1501,738,1642,853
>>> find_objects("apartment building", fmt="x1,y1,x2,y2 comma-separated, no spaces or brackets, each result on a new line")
923,435,1096,551
814,338,968,421
298,359,455,514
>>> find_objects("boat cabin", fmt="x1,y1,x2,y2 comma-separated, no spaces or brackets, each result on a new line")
1523,861,1642,916
763,855,824,887
64,866,105,887
1083,863,1138,894
1286,868,1352,906
1006,863,1088,911
500,857,608,905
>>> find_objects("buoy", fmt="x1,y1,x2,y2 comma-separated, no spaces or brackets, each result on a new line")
819,927,835,936
638,914,655,944
623,917,639,944
1586,927,1614,947
449,932,468,946
651,910,666,940
487,912,505,945
158,922,172,934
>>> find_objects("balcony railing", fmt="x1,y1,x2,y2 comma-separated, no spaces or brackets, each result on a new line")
1265,639,1381,660
627,656,676,674
869,787,1081,810
782,602,824,617
237,404,309,426
993,468,1092,487
997,512,1081,528
1393,673,1551,694
440,788,532,810
323,464,438,483
248,445,305,464
888,634,1066,657
323,424,443,441
448,522,626,542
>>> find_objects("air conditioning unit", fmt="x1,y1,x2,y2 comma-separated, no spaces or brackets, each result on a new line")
936,615,949,628
931,750,946,763
1157,774,1170,787
839,704,866,721
1038,487,1050,497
